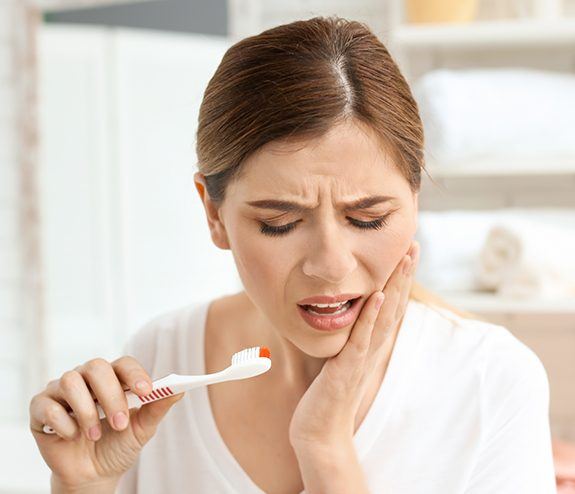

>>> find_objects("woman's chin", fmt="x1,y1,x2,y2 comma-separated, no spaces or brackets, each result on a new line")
295,331,350,359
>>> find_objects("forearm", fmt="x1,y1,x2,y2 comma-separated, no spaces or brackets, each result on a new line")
51,474,119,494
293,439,370,494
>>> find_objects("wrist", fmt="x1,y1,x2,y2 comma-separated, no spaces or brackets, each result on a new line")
51,474,120,494
292,437,369,494
292,435,355,463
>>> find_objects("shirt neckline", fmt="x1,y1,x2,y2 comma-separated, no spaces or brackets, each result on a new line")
187,297,427,493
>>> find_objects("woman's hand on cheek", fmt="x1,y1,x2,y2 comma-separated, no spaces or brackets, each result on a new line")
288,241,420,452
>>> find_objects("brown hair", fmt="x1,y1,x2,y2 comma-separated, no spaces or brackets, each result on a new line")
195,15,479,322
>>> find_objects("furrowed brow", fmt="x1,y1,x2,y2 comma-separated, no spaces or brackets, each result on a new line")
246,195,395,213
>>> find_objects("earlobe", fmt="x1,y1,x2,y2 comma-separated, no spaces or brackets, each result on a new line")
193,172,231,250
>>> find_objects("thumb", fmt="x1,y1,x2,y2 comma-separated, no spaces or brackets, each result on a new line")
131,392,185,444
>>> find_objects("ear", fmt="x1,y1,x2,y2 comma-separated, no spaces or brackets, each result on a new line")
412,191,419,233
194,172,230,250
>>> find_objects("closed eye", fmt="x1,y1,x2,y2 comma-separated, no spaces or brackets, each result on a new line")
258,215,391,237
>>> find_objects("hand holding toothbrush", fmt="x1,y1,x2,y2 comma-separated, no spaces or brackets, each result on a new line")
289,241,420,452
29,346,271,492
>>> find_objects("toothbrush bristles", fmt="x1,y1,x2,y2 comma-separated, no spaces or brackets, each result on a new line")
231,346,271,365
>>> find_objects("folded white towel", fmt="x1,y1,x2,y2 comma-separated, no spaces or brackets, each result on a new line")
415,211,499,291
477,218,575,298
416,209,575,296
412,68,575,166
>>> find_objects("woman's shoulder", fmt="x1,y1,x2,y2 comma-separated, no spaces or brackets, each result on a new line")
122,299,212,376
412,299,549,397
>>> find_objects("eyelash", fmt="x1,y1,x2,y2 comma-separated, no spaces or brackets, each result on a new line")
258,215,391,237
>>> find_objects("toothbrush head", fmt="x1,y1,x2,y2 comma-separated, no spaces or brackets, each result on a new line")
231,346,271,365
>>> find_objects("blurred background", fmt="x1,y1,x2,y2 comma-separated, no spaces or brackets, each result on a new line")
1,0,575,491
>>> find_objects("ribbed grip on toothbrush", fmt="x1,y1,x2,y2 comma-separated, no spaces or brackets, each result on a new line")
94,385,177,419
42,385,176,434
128,386,176,406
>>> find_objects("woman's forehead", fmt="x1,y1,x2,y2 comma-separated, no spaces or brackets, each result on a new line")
224,120,407,203
230,161,405,208
233,149,402,199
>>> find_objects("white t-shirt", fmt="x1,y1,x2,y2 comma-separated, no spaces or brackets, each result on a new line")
116,298,556,493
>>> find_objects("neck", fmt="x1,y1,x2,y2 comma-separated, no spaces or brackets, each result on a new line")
237,292,328,392
236,290,407,393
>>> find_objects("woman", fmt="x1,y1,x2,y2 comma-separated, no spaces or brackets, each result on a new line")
30,16,556,493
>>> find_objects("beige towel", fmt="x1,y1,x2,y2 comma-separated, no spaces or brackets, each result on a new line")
477,218,575,298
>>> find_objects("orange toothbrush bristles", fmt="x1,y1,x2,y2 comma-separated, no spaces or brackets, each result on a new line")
259,346,271,359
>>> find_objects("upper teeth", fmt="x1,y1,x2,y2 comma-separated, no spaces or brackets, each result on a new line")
307,300,350,308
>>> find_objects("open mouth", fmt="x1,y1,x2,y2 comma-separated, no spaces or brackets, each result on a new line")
296,296,364,331
298,296,362,316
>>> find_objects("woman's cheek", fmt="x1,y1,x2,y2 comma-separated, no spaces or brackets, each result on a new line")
230,231,288,304
368,226,413,287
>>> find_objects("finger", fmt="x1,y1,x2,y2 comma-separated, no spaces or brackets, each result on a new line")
394,241,419,322
130,392,185,447
388,245,419,355
78,358,129,433
45,378,72,404
342,290,385,360
369,248,414,353
382,254,410,321
111,356,153,398
30,393,79,440
411,241,420,274
57,369,104,441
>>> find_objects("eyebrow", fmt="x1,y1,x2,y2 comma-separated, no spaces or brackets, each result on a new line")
246,195,396,213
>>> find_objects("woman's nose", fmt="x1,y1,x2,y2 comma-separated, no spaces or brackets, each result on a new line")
301,224,357,284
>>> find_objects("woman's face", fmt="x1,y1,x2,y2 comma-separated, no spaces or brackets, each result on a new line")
198,119,418,358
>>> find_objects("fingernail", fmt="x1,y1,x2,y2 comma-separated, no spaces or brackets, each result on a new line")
375,293,385,311
411,248,419,272
113,411,128,430
403,256,412,275
88,424,101,441
135,380,150,392
411,252,419,272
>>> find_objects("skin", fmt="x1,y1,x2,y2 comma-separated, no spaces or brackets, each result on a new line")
290,261,418,494
195,117,418,444
28,117,420,494
29,356,184,493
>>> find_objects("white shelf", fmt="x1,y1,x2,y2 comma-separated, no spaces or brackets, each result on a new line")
392,18,575,50
437,290,575,315
38,0,142,11
426,155,575,178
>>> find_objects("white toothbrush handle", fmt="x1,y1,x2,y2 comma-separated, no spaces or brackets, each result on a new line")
41,371,229,435
42,357,270,435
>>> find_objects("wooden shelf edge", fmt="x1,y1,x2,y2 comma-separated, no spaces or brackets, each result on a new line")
435,290,575,314
392,18,575,49
423,156,575,178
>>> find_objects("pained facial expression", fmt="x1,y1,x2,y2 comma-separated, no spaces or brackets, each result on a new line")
202,119,418,358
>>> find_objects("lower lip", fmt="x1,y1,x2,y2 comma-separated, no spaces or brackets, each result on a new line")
297,298,362,331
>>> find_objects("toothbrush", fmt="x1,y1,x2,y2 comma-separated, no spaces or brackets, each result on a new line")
43,346,271,434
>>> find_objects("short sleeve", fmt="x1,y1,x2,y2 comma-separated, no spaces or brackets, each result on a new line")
464,328,556,493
